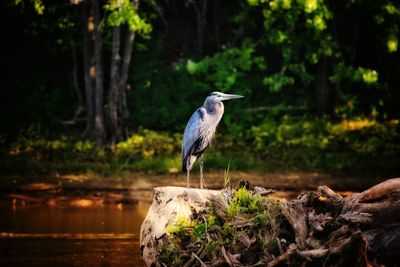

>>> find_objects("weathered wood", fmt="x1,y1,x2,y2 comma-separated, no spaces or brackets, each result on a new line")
281,192,317,250
140,178,400,266
139,186,228,266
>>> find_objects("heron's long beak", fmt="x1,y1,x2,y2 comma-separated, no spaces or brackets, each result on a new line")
220,93,244,101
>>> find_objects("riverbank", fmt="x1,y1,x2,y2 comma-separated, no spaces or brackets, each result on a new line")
0,171,388,208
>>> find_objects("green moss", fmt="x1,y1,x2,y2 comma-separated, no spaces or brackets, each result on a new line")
158,239,185,266
165,216,192,239
255,212,268,225
158,186,284,265
222,222,237,241
227,187,260,216
266,238,280,255
227,187,281,217
192,214,217,239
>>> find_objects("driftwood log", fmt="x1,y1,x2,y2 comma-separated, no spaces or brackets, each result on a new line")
140,179,400,266
140,186,228,265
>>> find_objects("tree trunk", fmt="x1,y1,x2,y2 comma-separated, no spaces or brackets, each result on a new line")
190,0,207,58
109,26,121,151
197,0,207,58
350,10,359,63
82,3,95,138
316,57,330,114
213,0,220,49
116,0,139,142
92,0,106,145
71,42,84,111
119,27,135,124
62,40,85,126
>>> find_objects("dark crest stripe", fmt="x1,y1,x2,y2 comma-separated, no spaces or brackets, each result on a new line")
197,109,204,120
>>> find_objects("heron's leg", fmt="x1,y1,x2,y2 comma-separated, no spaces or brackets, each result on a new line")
200,156,204,189
186,169,190,188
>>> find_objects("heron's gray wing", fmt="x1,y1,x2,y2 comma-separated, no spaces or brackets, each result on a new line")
182,108,207,171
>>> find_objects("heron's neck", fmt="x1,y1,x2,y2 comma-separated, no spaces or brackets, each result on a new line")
215,101,224,117
205,101,224,118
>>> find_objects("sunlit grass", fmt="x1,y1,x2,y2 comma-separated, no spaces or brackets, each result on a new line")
1,116,399,178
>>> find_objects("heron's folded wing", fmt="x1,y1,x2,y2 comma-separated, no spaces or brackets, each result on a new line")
182,108,205,160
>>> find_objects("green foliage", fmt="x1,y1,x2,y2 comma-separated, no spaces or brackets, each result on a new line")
14,0,45,14
263,73,294,93
104,0,152,36
8,126,96,160
157,239,184,266
2,117,399,177
165,216,192,239
1,128,182,175
248,0,335,94
377,2,400,53
116,129,180,159
3,0,400,179
330,63,379,85
387,34,398,52
186,40,259,92
221,222,238,244
227,187,281,217
236,0,400,117
227,187,262,216
247,115,400,174
193,214,217,239
224,162,231,188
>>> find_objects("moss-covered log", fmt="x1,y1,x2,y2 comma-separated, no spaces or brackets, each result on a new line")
140,179,400,266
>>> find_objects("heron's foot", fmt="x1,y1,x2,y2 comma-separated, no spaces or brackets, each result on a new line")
199,178,207,189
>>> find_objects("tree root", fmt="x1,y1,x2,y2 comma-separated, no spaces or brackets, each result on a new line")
150,178,400,266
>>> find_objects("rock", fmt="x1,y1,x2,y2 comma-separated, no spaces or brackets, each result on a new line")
139,186,227,266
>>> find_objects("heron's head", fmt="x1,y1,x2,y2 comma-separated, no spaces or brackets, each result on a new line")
204,91,243,113
207,91,244,102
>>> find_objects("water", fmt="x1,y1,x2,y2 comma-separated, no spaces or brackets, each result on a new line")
0,202,151,266
1,171,374,266
0,190,299,266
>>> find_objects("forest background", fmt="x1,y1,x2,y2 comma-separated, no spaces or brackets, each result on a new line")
1,0,399,180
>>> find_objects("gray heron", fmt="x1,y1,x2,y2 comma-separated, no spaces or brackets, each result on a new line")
182,91,244,188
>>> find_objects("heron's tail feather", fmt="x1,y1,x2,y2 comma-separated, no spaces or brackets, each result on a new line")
182,155,197,172
182,158,187,172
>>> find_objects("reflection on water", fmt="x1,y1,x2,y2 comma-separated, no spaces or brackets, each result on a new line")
0,169,363,267
1,239,141,267
0,202,150,266
0,202,150,234
0,188,312,266
0,190,301,266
